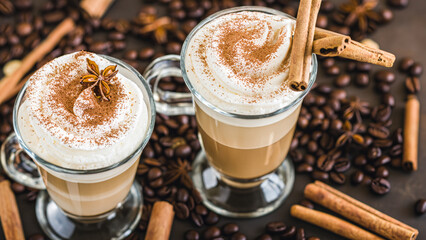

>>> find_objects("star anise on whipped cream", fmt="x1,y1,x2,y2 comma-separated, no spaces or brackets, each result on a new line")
80,58,118,101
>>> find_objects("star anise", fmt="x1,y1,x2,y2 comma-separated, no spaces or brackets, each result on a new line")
80,58,118,101
163,158,193,189
340,0,381,33
342,96,370,123
336,120,365,147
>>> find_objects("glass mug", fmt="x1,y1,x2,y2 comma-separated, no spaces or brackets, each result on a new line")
1,55,156,239
144,6,317,217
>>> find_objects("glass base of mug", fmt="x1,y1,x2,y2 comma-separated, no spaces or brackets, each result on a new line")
191,150,295,218
35,181,143,240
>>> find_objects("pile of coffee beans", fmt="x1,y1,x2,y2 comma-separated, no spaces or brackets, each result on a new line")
0,0,420,239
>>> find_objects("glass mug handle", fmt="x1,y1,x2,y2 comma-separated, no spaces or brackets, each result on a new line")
0,133,46,190
143,54,195,116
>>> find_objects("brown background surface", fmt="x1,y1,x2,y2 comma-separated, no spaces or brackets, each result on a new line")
10,0,426,239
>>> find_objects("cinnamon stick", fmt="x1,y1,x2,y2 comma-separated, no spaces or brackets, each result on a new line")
291,205,384,240
0,181,25,240
403,94,420,171
0,18,75,105
145,201,175,240
312,35,350,56
313,28,395,67
304,181,418,240
288,0,320,91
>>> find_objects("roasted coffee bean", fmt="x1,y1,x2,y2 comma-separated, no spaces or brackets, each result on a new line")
374,155,391,166
382,93,395,107
316,14,328,28
175,145,192,158
380,9,394,23
16,22,32,37
296,163,313,173
393,128,403,144
405,76,421,93
231,233,247,240
371,178,391,194
315,84,333,94
147,167,162,180
322,58,335,68
334,158,350,172
175,202,190,219
376,166,390,178
326,65,340,75
373,139,393,148
191,211,204,227
7,34,19,45
387,0,409,8
312,170,329,181
330,89,347,100
356,62,372,72
354,155,367,166
124,50,138,60
320,0,335,12
156,186,171,197
364,164,376,175
317,155,335,172
290,149,303,163
415,199,426,215
307,140,318,153
375,82,391,93
0,0,14,15
399,57,415,72
307,237,321,240
257,234,272,240
390,144,402,157
195,205,208,216
351,170,364,185
355,73,370,87
304,154,316,166
204,226,221,239
296,228,305,240
185,230,200,240
43,11,65,23
280,226,296,239
368,124,390,139
374,70,395,83
334,74,351,87
144,186,155,197
330,172,346,184
149,177,163,188
204,211,219,225
410,63,423,76
223,223,239,235
177,188,189,202
266,221,286,234
372,105,392,122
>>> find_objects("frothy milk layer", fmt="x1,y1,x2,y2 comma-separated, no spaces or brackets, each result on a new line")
18,52,148,170
185,11,302,115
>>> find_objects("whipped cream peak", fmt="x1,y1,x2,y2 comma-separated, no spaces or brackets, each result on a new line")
24,51,146,151
185,11,303,115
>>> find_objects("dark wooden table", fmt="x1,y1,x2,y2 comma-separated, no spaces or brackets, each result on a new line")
13,0,426,239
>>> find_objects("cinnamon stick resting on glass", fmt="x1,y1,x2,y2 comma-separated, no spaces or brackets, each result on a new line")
304,181,418,240
313,28,395,67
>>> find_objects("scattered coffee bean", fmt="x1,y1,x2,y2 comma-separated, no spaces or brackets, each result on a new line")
409,63,423,76
204,226,221,239
280,226,296,239
334,74,351,87
371,177,391,194
28,234,45,240
375,166,390,178
355,73,370,87
185,230,200,240
380,9,394,23
330,172,346,184
175,202,190,219
399,57,415,72
374,70,395,83
223,223,239,235
191,212,204,227
257,234,272,240
266,221,286,234
351,170,364,185
204,211,219,225
326,65,340,75
231,232,247,240
415,199,426,215
299,200,314,209
296,228,305,240
312,170,329,181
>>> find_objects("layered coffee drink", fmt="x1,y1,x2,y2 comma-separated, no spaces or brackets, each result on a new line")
17,51,149,217
185,11,303,180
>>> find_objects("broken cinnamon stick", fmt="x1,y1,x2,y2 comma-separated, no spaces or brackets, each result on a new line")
0,18,75,105
0,181,25,240
304,181,418,240
291,205,384,240
403,94,420,171
80,0,114,19
288,0,318,91
145,201,175,240
313,28,395,67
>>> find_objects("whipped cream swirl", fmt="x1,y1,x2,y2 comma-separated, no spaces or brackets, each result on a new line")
18,52,149,169
185,11,302,115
